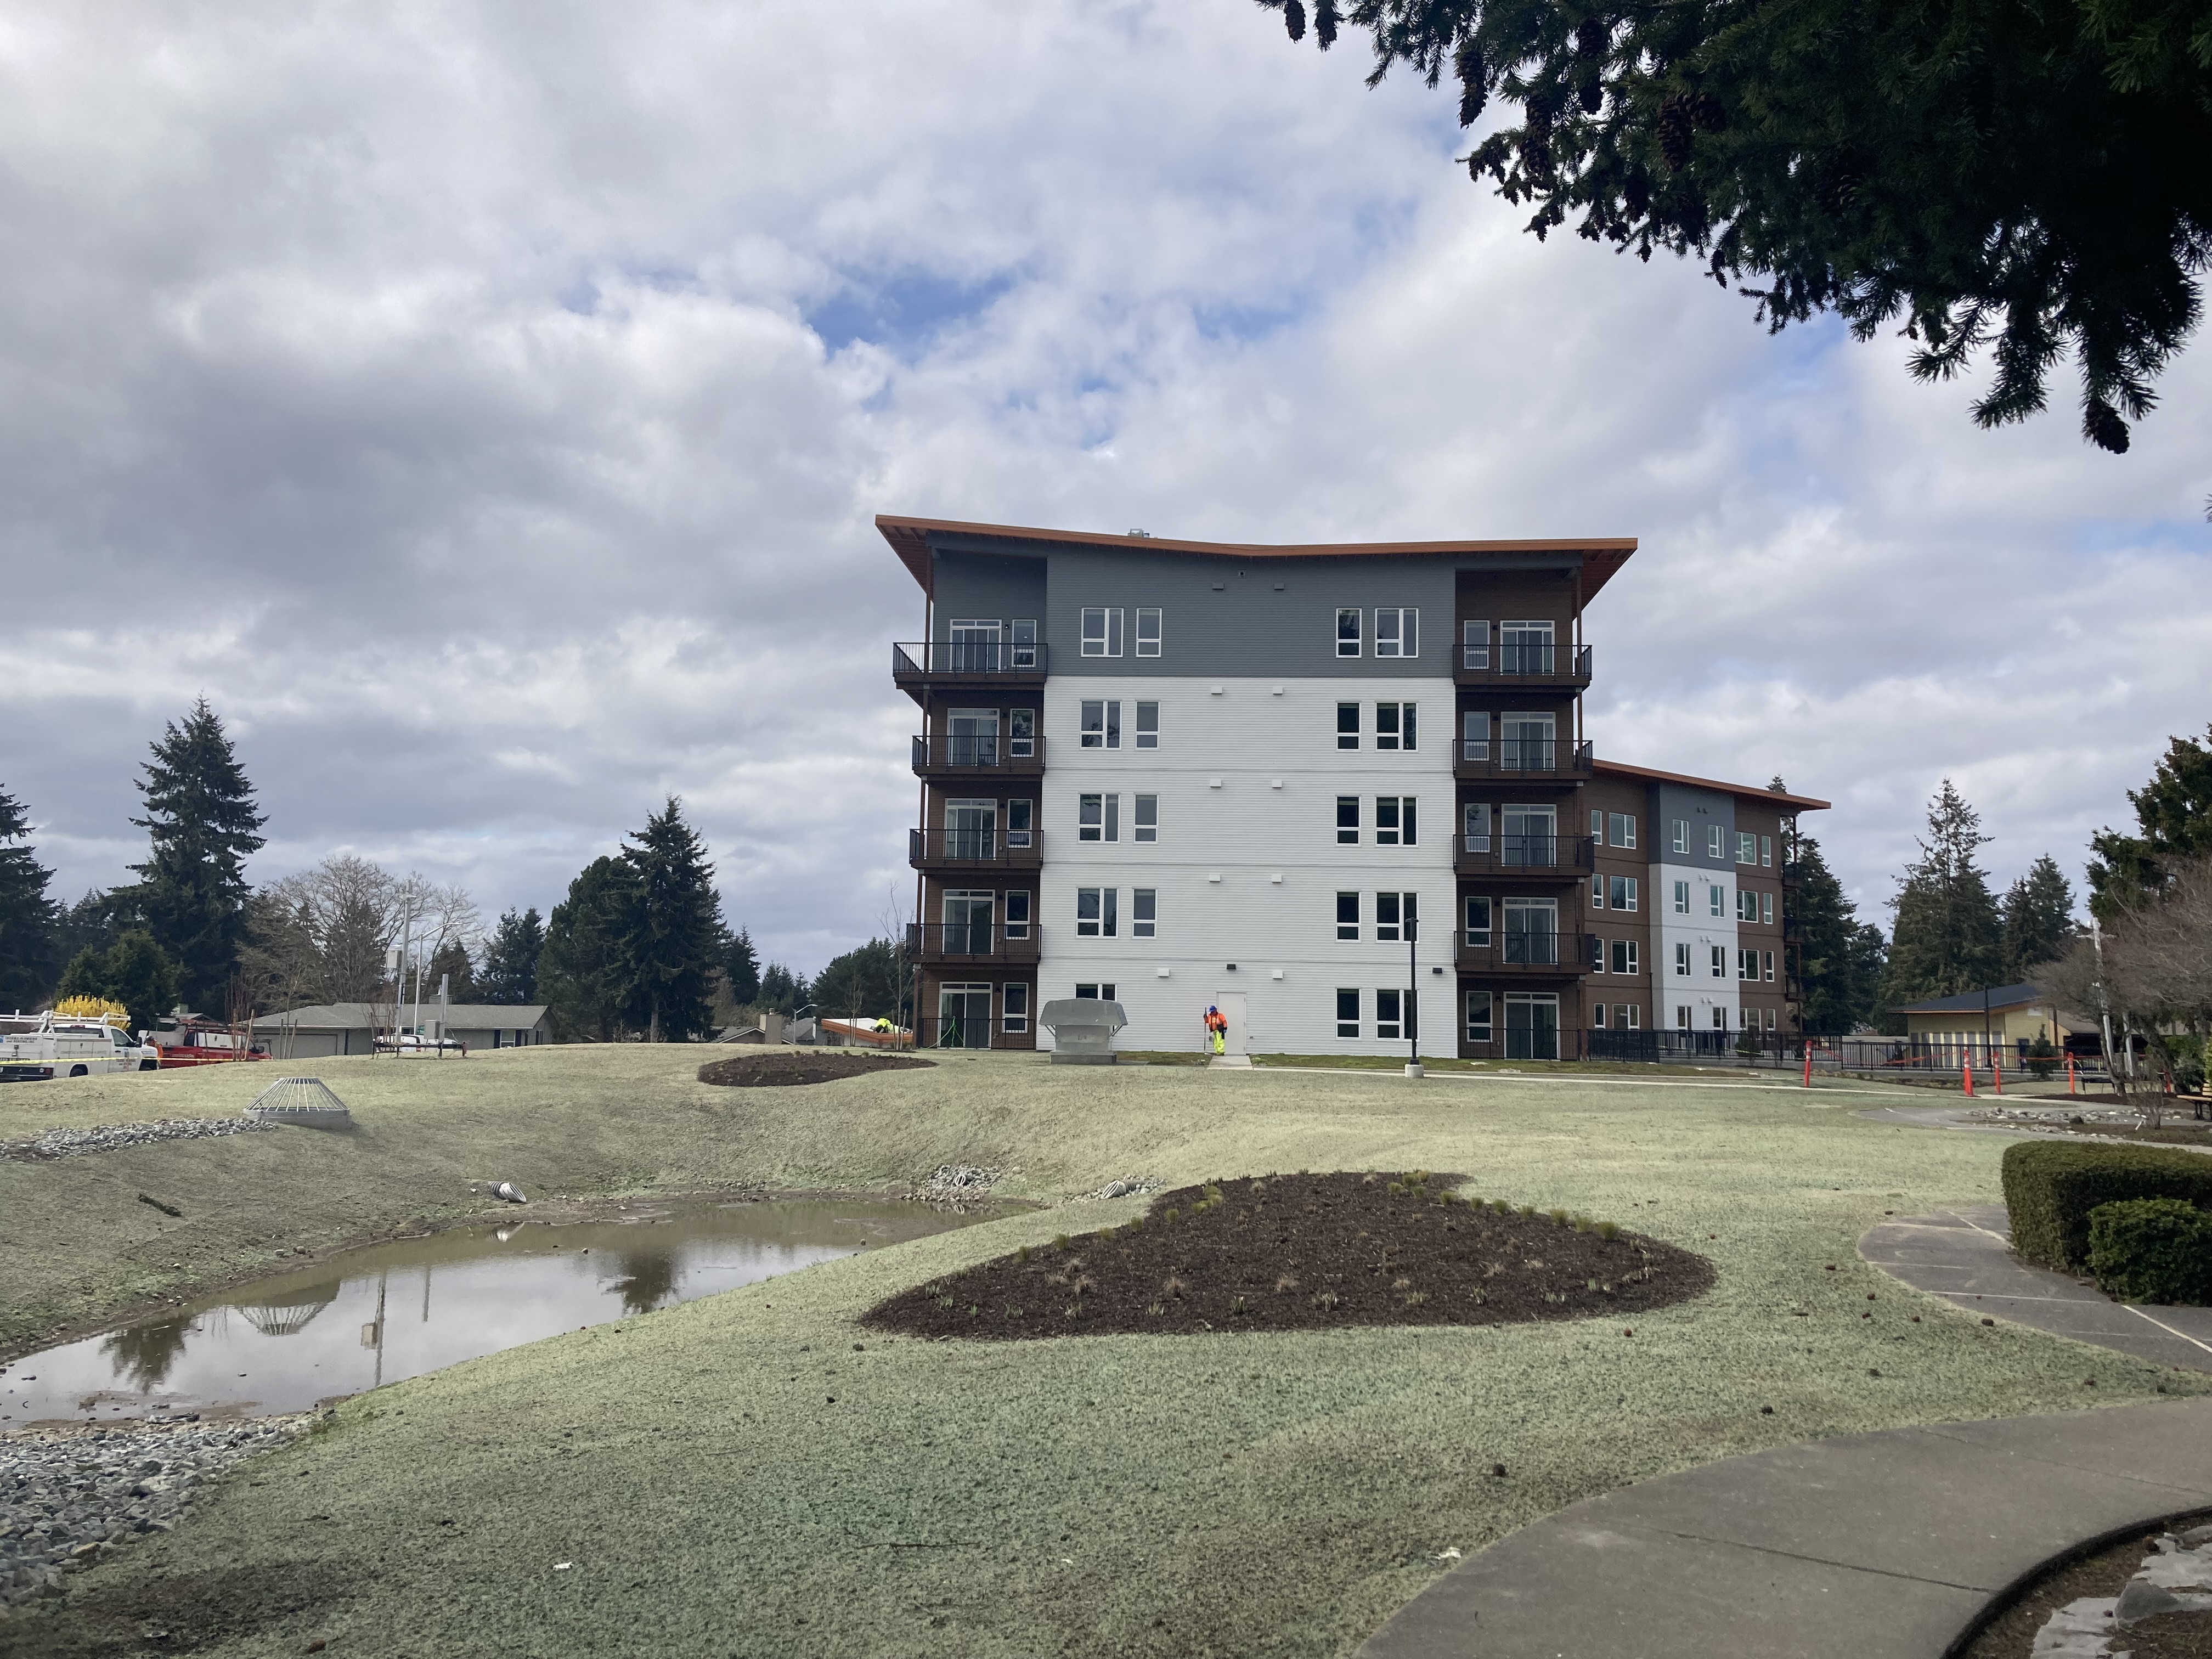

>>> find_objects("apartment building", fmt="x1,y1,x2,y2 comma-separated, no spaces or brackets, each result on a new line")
883,515,1828,1059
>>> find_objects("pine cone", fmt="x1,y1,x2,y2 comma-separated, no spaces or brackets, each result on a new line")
1820,168,1859,217
1691,91,1726,132
1658,95,1694,170
1576,18,1607,58
1455,40,1487,126
2086,398,2131,454
1623,171,1651,217
1315,0,1338,48
1284,0,1306,42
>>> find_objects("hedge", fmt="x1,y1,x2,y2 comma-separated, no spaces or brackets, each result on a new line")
2000,1140,2212,1271
2087,1198,2212,1305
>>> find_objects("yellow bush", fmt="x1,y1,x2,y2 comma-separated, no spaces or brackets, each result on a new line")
52,995,129,1024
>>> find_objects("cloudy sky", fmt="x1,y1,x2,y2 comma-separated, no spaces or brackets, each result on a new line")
2,1,2204,978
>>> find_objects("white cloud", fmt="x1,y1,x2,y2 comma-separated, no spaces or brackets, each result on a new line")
1,0,2203,970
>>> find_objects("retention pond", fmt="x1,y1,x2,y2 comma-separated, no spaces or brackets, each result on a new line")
1,1195,989,1426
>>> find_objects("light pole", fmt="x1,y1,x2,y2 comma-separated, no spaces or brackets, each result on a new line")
1406,915,1422,1078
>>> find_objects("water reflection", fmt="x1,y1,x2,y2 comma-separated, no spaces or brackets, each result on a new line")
2,1197,984,1424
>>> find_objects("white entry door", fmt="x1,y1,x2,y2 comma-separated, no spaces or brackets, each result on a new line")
1216,991,1248,1056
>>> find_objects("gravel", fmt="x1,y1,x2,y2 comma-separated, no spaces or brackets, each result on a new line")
0,1117,275,1164
0,1414,314,1608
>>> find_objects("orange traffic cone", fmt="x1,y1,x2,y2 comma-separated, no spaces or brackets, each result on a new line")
1962,1056,1975,1097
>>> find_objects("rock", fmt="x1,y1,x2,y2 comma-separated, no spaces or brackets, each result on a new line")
2116,1578,2185,1624
2179,1525,2212,1548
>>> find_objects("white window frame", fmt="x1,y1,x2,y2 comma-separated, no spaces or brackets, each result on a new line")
1006,798,1034,848
1375,795,1414,847
1619,1003,1640,1030
1711,945,1726,979
1002,983,1030,1033
1081,607,1124,658
1461,710,1488,761
1338,702,1360,750
1465,989,1493,1042
1077,888,1103,936
1763,949,1776,983
1763,891,1775,925
1078,794,1104,842
1463,801,1491,854
1135,607,1162,657
1708,825,1725,857
1590,874,1605,909
1673,879,1690,915
1611,939,1640,975
1336,607,1362,657
1709,883,1726,918
1461,620,1489,670
1010,619,1037,668
1464,895,1492,947
1336,891,1360,941
1672,820,1689,854
1004,890,1032,940
1133,888,1156,939
1610,812,1637,849
1737,889,1758,923
1373,607,1417,658
1336,988,1361,1039
1611,875,1639,912
1760,834,1773,867
1674,943,1690,975
1336,795,1359,845
1376,987,1403,1040
1593,1000,1609,1028
1134,794,1158,843
1135,701,1159,748
1737,831,1757,865
1677,1005,1692,1029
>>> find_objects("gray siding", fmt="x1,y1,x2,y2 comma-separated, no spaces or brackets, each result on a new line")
930,552,1047,637
1655,783,1736,871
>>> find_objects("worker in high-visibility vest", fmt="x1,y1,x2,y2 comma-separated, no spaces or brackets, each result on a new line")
1205,1005,1227,1056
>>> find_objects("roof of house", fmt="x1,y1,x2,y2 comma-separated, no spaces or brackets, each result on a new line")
1888,984,2050,1016
260,1003,550,1028
876,514,1638,604
1592,759,1830,812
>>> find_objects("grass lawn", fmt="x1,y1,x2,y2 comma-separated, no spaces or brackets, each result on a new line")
3,1049,2206,1658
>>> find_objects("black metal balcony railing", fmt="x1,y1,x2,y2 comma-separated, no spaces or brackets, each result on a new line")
914,1015,1029,1051
908,827,1043,869
1455,833,1595,875
892,641,1051,680
905,923,1042,963
1454,739,1595,780
911,734,1048,776
1456,930,1590,972
1457,642,1593,686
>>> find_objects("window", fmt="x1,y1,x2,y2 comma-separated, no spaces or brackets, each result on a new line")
1078,794,1107,842
1007,798,1034,848
1609,812,1637,849
1009,708,1035,758
1336,891,1360,941
1677,1005,1692,1030
1708,825,1724,857
1503,899,1559,965
1590,808,1604,839
1618,1004,1640,1030
948,619,1001,671
1462,710,1489,761
1375,796,1415,845
1376,891,1418,943
1503,991,1559,1059
1011,619,1037,669
1708,883,1725,917
1079,699,1121,748
1073,981,1118,1001
1133,889,1156,939
1336,607,1362,657
1499,619,1554,675
1376,988,1403,1040
1005,891,1032,940
1107,794,1120,840
1002,984,1030,1033
1762,891,1775,926
1672,820,1689,854
1077,888,1103,936
1673,879,1690,915
1764,1006,1778,1030
1135,607,1161,657
1737,831,1757,865
1338,702,1359,749
1464,896,1492,947
1336,989,1361,1038
1674,943,1690,976
1590,874,1605,909
1081,607,1124,657
1463,801,1491,853
1500,712,1555,771
1336,796,1359,844
1462,620,1489,670
1593,1001,1608,1027
1589,935,1606,972
1465,989,1493,1042
1611,939,1640,975
1135,795,1157,843
1376,702,1415,750
1737,949,1754,980
1710,945,1726,979
1136,702,1158,748
1763,949,1775,983
1737,889,1758,923
1374,607,1417,658
1610,875,1638,912
1712,1007,1726,1031
1760,834,1773,867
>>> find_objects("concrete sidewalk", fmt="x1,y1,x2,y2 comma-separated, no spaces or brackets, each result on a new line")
1357,1399,2212,1659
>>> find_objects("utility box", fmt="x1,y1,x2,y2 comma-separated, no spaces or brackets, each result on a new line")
1041,1000,1126,1065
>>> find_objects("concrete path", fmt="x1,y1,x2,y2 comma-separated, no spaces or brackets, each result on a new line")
1863,1207,2212,1373
1356,1399,2212,1659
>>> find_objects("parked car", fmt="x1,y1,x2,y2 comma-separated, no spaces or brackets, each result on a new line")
0,1012,160,1081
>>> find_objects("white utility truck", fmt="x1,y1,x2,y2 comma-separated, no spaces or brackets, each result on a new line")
0,1012,160,1081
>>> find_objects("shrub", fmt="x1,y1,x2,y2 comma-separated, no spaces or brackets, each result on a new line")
1596,1220,1621,1241
2002,1141,2212,1270
2087,1198,2212,1304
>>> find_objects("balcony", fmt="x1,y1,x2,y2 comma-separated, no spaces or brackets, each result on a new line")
1454,739,1595,783
1455,931,1592,975
911,733,1047,781
892,640,1049,703
905,922,1042,966
1454,833,1595,879
1456,641,1592,690
909,827,1043,873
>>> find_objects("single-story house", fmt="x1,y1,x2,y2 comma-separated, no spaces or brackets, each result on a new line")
256,1002,553,1059
1888,984,2090,1062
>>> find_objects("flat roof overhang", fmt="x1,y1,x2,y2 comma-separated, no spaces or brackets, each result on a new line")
876,514,1637,605
1592,758,1830,813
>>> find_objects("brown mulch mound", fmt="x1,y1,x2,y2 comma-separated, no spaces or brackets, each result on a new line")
1960,1516,2212,1659
861,1170,1714,1340
696,1051,933,1088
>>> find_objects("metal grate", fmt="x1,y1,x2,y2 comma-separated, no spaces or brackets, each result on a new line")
247,1076,351,1119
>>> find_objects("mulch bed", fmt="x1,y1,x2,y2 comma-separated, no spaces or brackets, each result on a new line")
1961,1516,2212,1659
697,1051,933,1088
861,1171,1715,1340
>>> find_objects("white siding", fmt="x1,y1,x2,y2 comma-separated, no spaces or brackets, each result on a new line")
1652,861,1740,1032
1040,674,1453,1056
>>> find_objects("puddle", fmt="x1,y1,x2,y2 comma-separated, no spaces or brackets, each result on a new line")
0,1197,989,1425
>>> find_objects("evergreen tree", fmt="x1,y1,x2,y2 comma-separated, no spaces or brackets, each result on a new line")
125,700,266,1013
0,785,60,1013
479,907,545,1005
1787,834,1885,1034
1878,780,2005,1019
2087,727,2212,918
812,938,904,1023
723,925,761,1008
57,929,180,1032
2001,855,2079,980
538,858,637,1042
758,963,808,1015
54,889,124,966
616,798,723,1042
426,937,478,1002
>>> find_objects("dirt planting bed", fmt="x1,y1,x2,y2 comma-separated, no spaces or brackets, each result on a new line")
696,1051,933,1088
863,1170,1715,1339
